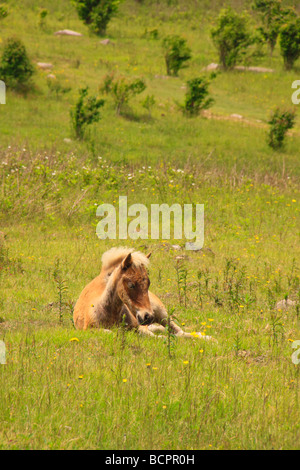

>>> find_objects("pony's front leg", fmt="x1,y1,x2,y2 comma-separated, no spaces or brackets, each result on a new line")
149,291,186,335
149,291,214,340
137,325,156,336
120,306,158,337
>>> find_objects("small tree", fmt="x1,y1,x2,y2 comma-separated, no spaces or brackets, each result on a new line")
162,35,191,76
181,76,214,117
142,94,155,118
101,73,146,115
71,87,105,139
279,18,300,70
0,37,34,91
267,108,296,149
72,0,120,36
211,8,252,69
39,8,48,29
0,4,8,20
252,0,296,56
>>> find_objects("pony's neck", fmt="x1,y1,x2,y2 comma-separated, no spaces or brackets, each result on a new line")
101,267,123,318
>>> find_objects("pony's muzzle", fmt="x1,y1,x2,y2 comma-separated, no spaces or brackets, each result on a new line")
137,311,154,325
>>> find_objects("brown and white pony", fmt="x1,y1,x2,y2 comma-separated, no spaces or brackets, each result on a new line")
73,247,212,339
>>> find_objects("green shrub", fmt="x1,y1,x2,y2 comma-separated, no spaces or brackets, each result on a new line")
162,34,191,76
253,0,297,56
279,18,300,70
71,87,105,139
211,8,252,69
181,76,214,117
101,73,146,115
267,108,296,149
39,8,48,29
0,4,8,20
72,0,120,36
253,0,283,55
0,37,34,91
142,94,156,117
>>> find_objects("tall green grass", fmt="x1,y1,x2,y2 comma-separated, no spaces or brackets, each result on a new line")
0,0,299,450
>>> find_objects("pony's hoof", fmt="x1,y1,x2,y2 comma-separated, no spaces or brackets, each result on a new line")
196,332,217,342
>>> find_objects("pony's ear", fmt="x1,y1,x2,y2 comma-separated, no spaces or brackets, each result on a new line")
121,253,132,270
146,252,151,259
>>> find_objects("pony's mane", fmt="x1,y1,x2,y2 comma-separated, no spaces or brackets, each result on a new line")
101,247,150,271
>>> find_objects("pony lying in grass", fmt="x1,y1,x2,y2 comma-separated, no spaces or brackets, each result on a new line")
73,247,212,339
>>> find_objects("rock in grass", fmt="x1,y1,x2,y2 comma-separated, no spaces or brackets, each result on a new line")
276,299,297,310
100,38,114,45
54,29,82,37
234,65,274,73
203,63,274,73
230,113,243,120
37,62,53,69
204,63,219,71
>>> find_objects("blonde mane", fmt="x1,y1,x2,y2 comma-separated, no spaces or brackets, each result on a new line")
101,247,150,271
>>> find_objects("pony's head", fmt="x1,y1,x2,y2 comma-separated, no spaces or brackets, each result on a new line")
116,251,153,325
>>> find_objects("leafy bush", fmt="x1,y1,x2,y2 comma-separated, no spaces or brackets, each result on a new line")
101,73,146,115
211,8,252,69
39,8,48,29
142,94,156,117
162,35,191,76
279,17,300,70
70,87,105,139
0,4,8,20
143,28,159,40
253,0,296,56
267,108,296,149
73,0,120,36
0,38,34,91
181,76,214,117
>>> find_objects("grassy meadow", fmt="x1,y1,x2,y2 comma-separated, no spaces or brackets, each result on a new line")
0,0,300,450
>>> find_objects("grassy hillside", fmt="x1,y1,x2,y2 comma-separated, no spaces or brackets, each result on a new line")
0,0,299,450
0,0,300,165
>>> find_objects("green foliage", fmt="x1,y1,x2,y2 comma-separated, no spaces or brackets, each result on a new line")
165,307,177,358
141,94,155,117
73,0,120,36
162,34,191,76
252,0,296,56
39,8,48,29
0,37,34,91
175,260,189,307
143,27,159,40
181,76,214,117
53,259,68,324
101,72,146,114
267,108,296,150
0,0,300,451
279,17,300,70
70,87,105,139
211,7,252,69
0,4,8,20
